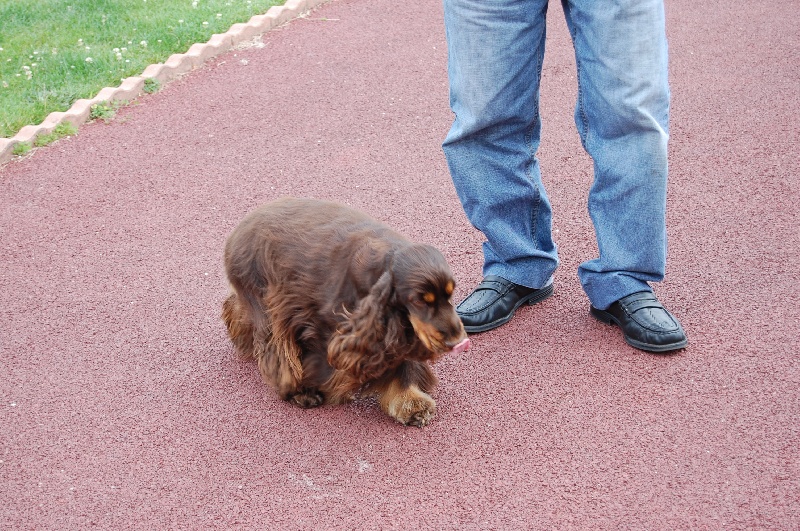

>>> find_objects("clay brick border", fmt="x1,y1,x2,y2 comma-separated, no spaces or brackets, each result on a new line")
0,0,328,166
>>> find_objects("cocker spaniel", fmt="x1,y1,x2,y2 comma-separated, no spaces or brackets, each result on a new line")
222,197,470,426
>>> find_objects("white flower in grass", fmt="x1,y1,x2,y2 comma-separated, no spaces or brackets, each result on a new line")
85,57,93,63
216,13,222,18
2,81,8,88
203,21,209,26
140,40,148,47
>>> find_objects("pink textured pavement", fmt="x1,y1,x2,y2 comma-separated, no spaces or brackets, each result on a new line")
1,0,798,528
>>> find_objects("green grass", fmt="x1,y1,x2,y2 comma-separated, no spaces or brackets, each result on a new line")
0,0,285,138
89,100,124,122
12,141,32,156
34,121,78,146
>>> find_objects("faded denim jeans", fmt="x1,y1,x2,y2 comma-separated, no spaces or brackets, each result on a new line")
442,0,671,310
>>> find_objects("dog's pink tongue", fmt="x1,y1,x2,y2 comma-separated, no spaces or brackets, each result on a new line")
448,337,471,355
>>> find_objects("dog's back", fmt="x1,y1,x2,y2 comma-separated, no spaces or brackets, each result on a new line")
222,197,401,360
224,197,399,310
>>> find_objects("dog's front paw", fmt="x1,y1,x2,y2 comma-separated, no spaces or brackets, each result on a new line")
290,388,325,409
404,400,436,427
383,386,436,427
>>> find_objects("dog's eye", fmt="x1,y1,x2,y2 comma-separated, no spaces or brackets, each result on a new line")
445,281,454,296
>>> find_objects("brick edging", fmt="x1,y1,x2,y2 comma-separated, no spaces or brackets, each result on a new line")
0,0,329,166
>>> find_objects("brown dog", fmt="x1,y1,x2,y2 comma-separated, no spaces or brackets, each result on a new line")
222,197,469,426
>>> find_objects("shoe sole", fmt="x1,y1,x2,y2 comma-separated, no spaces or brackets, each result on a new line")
590,306,688,353
463,283,554,334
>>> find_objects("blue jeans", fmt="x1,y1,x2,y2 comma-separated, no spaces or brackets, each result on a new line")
442,0,671,310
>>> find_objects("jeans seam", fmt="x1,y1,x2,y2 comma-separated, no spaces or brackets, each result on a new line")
527,37,546,252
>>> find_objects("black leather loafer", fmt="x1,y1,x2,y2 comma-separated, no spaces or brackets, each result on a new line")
590,291,687,353
456,275,554,333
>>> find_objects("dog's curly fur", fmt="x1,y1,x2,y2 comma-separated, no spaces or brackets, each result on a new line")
222,197,467,426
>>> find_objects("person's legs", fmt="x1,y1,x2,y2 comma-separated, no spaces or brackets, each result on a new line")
442,0,557,291
564,0,686,351
443,0,685,349
562,0,671,310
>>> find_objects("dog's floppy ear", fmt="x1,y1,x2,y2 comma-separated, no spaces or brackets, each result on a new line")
327,270,393,382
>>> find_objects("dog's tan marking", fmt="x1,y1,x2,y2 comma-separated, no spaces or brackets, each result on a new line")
221,292,255,358
379,380,436,427
408,314,450,355
445,281,454,296
423,292,436,304
275,336,304,381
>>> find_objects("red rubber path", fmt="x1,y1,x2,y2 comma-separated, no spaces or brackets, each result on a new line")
1,0,798,528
